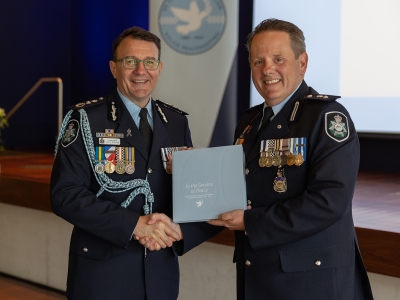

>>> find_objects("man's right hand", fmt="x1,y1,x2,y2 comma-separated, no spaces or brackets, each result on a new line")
133,213,181,251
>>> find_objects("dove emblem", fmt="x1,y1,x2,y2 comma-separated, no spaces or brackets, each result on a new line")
159,0,226,55
196,200,204,207
170,0,212,35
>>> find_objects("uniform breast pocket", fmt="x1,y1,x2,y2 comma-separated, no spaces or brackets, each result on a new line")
70,227,112,260
279,244,350,273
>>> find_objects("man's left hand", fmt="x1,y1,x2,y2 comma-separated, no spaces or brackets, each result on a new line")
207,209,245,231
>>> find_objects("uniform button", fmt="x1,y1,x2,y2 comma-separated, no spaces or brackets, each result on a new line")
244,231,248,236
315,260,321,266
245,168,249,175
277,125,282,129
83,248,88,253
148,168,153,174
245,260,251,266
247,200,251,205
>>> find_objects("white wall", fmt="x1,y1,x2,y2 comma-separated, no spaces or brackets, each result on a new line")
251,0,400,134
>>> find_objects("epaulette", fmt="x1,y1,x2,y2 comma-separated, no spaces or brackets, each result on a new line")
245,103,263,113
155,100,188,115
304,94,341,102
68,97,106,110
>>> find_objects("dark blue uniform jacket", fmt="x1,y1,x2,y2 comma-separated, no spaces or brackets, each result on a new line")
50,89,221,300
234,81,374,300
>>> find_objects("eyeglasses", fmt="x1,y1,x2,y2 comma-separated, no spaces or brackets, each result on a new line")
114,57,161,70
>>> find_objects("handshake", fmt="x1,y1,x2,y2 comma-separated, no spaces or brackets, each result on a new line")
133,213,182,251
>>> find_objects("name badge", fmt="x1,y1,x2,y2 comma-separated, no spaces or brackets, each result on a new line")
99,138,120,145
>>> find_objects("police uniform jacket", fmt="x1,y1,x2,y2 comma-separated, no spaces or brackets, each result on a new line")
50,89,221,300
234,81,374,300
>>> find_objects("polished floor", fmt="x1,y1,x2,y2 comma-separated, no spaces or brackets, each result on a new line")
0,274,66,300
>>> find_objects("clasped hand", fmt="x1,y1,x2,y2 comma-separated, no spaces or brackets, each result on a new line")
133,213,182,251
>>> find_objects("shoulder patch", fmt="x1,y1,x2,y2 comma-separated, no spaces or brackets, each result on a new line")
325,111,349,142
61,119,80,147
305,94,341,102
68,97,106,110
155,100,188,115
245,103,263,113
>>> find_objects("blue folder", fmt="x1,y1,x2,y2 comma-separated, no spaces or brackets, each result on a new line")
172,145,247,223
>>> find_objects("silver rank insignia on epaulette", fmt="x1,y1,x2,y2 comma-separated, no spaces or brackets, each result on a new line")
305,94,341,102
71,97,105,109
155,100,189,116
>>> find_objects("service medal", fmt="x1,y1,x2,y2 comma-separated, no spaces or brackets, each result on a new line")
272,139,282,167
273,168,287,193
259,152,267,167
265,152,273,167
95,147,105,174
125,164,135,174
95,163,105,174
294,153,304,166
287,153,295,166
125,147,135,174
104,161,115,174
116,161,125,174
272,153,281,167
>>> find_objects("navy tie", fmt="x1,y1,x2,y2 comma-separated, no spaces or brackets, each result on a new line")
257,106,274,137
139,108,152,153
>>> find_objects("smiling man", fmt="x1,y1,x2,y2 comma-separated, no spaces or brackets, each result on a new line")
209,19,374,300
51,27,220,300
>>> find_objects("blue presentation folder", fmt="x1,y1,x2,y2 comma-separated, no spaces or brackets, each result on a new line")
172,145,247,223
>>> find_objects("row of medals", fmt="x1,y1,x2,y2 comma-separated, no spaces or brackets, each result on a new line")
259,151,304,168
260,151,305,193
95,160,135,174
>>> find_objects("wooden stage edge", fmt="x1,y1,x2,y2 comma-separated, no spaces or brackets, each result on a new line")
1,151,400,278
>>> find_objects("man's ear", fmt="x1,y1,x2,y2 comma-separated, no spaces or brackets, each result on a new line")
109,60,117,78
299,52,308,76
158,61,163,74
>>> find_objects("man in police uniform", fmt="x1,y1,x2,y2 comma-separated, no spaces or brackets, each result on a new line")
50,27,220,300
209,19,374,299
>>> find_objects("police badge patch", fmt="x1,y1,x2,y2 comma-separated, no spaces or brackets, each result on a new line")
61,119,80,147
325,112,349,142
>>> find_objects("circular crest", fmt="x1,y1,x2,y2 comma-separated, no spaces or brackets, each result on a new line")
158,0,226,55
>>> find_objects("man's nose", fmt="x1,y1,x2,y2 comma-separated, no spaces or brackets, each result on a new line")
134,61,147,74
262,60,274,75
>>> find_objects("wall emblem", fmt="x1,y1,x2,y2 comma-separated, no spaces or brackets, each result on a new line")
159,0,226,55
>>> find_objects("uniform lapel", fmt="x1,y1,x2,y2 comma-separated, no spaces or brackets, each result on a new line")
242,109,263,160
148,100,169,163
246,111,290,164
245,81,309,164
107,91,149,161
